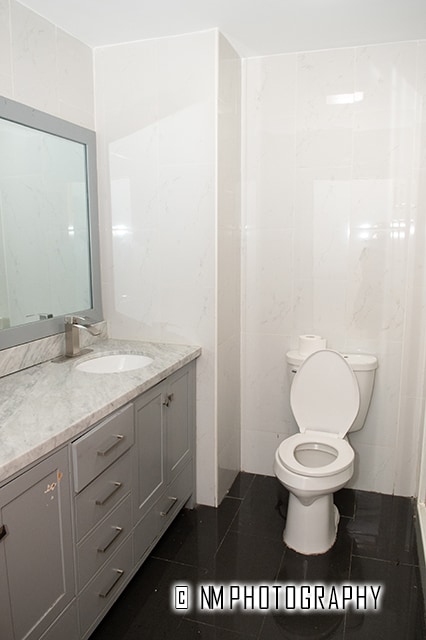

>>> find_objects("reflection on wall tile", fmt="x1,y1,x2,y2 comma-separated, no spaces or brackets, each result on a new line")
242,40,426,496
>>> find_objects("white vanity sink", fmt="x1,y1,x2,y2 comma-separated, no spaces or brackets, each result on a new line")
76,353,153,373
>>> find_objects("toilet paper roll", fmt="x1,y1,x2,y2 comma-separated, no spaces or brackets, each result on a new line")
298,334,327,356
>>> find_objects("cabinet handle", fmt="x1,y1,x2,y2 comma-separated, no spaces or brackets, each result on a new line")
97,434,124,456
98,568,124,598
0,524,7,542
95,481,123,506
160,496,178,516
97,526,123,553
162,393,174,407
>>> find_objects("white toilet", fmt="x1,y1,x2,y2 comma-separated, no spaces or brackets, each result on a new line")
274,348,377,555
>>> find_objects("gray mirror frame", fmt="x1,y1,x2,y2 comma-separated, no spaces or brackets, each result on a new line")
0,96,103,351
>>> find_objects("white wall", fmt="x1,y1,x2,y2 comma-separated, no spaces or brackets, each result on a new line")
0,0,94,128
95,30,241,506
0,0,94,324
4,0,426,500
242,41,426,496
217,33,241,502
0,0,95,336
0,3,242,506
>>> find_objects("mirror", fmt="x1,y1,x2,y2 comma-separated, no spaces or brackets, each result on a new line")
0,96,102,351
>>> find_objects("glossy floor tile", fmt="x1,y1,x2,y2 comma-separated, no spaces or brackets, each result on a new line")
89,473,425,639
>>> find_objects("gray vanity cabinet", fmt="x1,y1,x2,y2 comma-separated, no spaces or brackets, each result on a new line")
133,362,195,563
0,448,75,640
0,358,197,640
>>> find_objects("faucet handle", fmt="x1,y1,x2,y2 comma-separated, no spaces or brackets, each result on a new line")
65,315,93,327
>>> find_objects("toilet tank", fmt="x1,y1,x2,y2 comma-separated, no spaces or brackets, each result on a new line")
286,350,378,433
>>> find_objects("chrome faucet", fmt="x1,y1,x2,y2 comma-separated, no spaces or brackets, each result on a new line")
64,315,101,357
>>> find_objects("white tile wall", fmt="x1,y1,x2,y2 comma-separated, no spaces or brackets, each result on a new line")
242,41,426,497
95,30,241,506
1,0,94,128
0,0,96,367
217,33,241,503
0,0,12,96
95,32,217,505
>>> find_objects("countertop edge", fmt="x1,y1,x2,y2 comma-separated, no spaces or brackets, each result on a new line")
0,342,201,487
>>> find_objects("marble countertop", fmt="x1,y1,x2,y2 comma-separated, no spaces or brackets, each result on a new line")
0,339,201,485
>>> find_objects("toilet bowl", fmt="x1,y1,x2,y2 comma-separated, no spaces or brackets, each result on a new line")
274,349,360,555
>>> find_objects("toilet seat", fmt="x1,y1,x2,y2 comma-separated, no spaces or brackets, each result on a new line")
277,349,359,479
290,349,360,438
276,432,354,478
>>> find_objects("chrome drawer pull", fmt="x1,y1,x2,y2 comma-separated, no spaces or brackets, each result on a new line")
97,434,124,456
160,496,178,516
97,526,123,553
95,482,123,506
99,568,124,598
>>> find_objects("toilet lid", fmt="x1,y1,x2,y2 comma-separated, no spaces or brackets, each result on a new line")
290,349,360,437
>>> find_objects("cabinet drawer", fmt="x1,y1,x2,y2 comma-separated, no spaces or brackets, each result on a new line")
75,452,131,541
78,535,133,638
134,460,193,562
72,403,134,493
77,494,132,590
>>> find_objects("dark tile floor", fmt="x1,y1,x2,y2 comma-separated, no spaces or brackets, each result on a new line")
89,473,426,639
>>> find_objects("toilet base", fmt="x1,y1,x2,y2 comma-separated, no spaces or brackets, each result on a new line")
283,493,339,555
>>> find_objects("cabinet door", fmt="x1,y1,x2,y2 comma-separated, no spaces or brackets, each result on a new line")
133,383,165,523
0,448,74,640
0,537,13,638
133,362,195,562
39,602,78,640
165,364,194,483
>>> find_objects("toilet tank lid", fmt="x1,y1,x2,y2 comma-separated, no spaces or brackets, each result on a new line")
286,350,378,371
